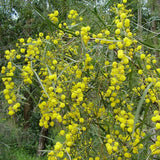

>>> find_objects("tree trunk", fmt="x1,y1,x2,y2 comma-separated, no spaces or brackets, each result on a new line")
24,91,33,130
151,0,159,58
37,127,48,156
138,0,143,41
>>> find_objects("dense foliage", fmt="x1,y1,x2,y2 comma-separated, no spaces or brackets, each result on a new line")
1,0,160,159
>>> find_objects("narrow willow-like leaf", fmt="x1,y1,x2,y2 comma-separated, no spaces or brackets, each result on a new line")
46,65,56,89
90,7,106,27
104,0,113,8
134,132,157,147
138,103,150,131
128,63,134,91
137,39,160,51
151,62,160,78
132,82,153,136
32,68,49,99
132,21,160,35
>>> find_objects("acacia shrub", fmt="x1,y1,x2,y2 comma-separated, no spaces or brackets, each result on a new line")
1,0,160,159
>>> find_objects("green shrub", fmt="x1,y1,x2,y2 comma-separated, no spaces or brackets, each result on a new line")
0,113,44,159
1,0,160,159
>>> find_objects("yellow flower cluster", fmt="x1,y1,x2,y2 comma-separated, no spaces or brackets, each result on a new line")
68,9,83,26
68,10,78,19
81,26,91,45
4,49,17,60
2,61,21,116
152,110,160,129
48,10,59,24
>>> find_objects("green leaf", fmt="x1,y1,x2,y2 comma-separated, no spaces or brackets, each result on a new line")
132,82,153,136
31,63,49,99
90,7,106,27
137,39,160,51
